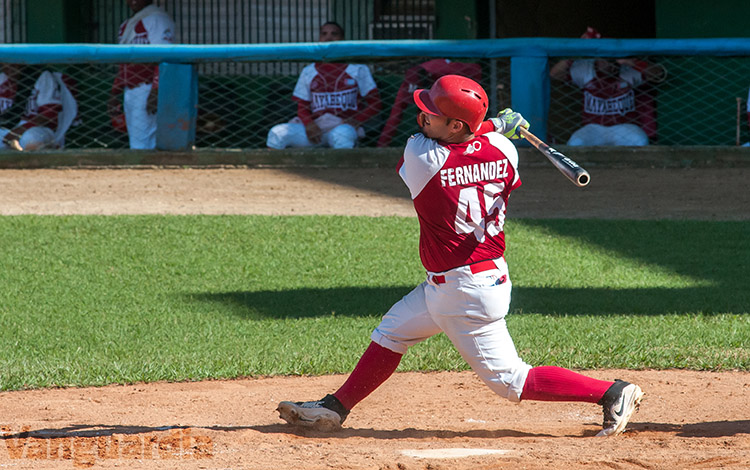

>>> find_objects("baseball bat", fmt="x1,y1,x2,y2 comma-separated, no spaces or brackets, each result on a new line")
518,127,590,187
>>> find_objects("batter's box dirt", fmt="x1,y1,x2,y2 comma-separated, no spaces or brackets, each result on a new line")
0,167,748,469
0,370,748,469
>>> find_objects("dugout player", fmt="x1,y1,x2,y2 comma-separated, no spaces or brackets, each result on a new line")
550,27,666,146
0,66,78,151
377,58,482,147
265,22,382,149
277,75,644,437
107,0,175,149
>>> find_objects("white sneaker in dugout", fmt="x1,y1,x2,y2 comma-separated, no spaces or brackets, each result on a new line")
277,395,348,432
596,380,644,437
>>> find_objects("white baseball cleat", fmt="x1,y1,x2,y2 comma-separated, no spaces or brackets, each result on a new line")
277,394,349,432
596,380,644,437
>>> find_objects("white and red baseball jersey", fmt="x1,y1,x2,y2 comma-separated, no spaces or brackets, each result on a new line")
115,5,175,89
397,126,520,273
20,71,77,133
0,72,16,115
292,63,380,126
570,59,644,127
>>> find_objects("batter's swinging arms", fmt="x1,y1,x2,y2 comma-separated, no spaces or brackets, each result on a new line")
277,75,644,437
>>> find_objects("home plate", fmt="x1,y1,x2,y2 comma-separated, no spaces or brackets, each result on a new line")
401,448,512,459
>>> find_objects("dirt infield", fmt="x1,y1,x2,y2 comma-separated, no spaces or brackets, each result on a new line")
1,166,749,469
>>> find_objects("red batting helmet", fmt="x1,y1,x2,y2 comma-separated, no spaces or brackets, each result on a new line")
413,74,488,133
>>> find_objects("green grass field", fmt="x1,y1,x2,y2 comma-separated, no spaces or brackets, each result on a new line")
0,215,747,391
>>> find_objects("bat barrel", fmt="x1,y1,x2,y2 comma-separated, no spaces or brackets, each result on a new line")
518,127,590,187
574,168,590,187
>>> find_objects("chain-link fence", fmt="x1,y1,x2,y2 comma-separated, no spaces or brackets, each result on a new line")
0,58,509,150
549,55,750,146
2,52,750,150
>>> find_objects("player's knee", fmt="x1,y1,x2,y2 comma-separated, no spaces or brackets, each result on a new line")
566,129,587,146
19,127,55,151
328,124,357,149
266,124,288,149
615,125,649,146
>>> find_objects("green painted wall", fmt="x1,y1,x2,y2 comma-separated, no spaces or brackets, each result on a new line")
656,0,750,38
435,0,477,39
26,0,90,43
26,0,65,42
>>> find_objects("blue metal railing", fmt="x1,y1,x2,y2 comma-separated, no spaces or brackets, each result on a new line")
2,38,749,149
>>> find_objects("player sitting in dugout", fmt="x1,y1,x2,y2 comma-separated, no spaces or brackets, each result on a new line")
266,21,382,149
377,58,482,147
0,64,79,152
550,27,667,146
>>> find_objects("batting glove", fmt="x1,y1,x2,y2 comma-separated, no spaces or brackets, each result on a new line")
490,108,529,139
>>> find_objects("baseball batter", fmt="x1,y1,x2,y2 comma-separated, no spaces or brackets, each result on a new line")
266,22,382,149
107,0,175,149
277,75,644,437
0,68,78,151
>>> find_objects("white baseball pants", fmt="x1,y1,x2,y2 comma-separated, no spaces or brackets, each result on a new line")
123,83,157,150
266,121,358,149
371,257,532,402
0,126,56,150
567,123,649,146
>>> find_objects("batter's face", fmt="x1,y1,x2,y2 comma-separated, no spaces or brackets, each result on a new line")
319,24,344,42
128,0,151,13
417,112,470,143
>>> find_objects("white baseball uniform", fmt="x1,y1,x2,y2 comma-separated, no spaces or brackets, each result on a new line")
115,4,175,149
266,62,381,149
371,129,532,402
0,71,77,150
567,59,649,146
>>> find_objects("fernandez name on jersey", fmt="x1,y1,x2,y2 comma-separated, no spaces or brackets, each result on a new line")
440,159,510,188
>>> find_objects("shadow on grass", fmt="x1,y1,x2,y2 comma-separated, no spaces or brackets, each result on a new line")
191,286,413,319
511,286,746,315
191,283,743,320
514,219,749,313
516,219,749,287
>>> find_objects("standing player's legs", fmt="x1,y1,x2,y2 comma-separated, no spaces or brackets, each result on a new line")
322,123,358,149
266,122,313,149
123,83,157,150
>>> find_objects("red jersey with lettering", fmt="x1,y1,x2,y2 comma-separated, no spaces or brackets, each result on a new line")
292,62,381,125
0,72,16,115
397,126,521,272
569,59,644,127
114,6,175,91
